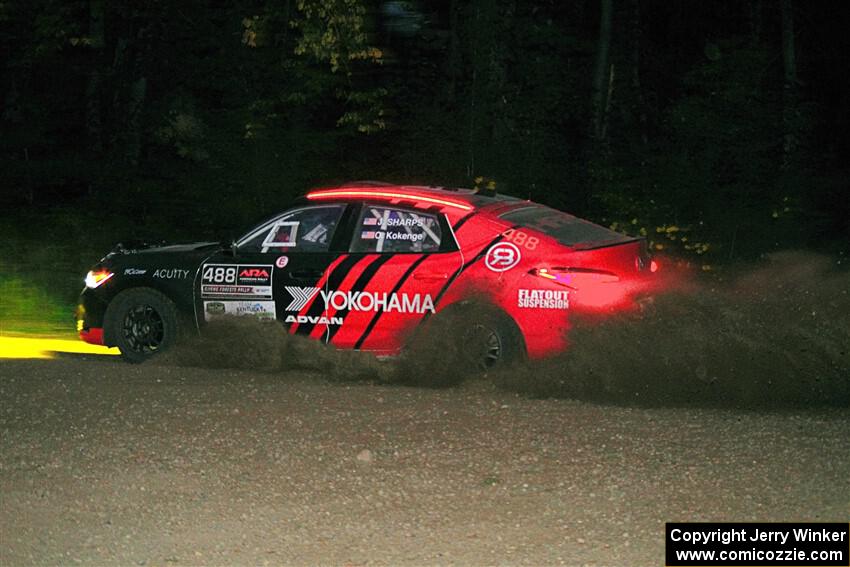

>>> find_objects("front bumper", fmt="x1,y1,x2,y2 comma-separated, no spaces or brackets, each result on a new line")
79,327,105,345
76,293,109,346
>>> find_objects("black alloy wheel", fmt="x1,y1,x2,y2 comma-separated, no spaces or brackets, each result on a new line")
105,288,179,363
122,304,166,354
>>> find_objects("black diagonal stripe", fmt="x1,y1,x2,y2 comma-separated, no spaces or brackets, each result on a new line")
295,254,362,336
452,211,476,232
352,254,429,350
421,224,522,323
326,254,393,343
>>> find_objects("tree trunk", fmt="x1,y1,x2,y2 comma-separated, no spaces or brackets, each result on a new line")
590,0,613,141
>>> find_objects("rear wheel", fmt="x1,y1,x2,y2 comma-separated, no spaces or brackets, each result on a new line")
458,309,523,370
104,288,179,363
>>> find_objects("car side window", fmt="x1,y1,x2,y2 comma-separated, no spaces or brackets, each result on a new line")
239,205,345,253
351,205,442,253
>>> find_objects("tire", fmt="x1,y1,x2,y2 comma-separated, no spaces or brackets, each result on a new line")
104,288,179,363
442,304,525,371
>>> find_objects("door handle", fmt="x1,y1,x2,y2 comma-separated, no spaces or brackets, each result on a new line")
413,272,449,281
290,269,324,279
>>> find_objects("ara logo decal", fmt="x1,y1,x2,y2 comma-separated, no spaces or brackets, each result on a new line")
485,242,521,272
285,286,321,311
285,314,343,325
239,268,269,278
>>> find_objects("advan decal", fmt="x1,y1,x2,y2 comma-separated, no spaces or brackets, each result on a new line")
285,314,343,325
201,264,273,298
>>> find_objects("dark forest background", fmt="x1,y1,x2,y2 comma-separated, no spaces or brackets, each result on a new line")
1,0,848,331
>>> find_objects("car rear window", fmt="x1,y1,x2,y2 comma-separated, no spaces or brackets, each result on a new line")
499,206,633,247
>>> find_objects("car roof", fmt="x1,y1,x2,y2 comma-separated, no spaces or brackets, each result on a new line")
304,181,523,212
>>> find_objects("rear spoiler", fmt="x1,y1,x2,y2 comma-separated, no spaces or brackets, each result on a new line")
572,236,643,251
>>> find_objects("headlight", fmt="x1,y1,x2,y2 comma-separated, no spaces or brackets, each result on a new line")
85,270,114,289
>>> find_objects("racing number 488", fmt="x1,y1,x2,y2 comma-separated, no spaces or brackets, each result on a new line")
501,229,538,250
202,266,237,283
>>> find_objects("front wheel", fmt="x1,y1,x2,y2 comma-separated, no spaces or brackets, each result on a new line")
104,288,179,363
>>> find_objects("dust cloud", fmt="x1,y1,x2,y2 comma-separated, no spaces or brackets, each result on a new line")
495,251,849,408
157,316,389,383
158,252,849,408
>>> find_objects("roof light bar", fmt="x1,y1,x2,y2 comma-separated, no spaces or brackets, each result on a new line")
306,189,473,211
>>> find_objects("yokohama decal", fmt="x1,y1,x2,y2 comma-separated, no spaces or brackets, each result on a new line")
286,254,351,335
287,287,435,314
285,286,320,311
292,255,362,336
323,290,434,313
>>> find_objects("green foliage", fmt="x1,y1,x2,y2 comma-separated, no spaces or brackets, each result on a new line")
290,0,388,133
0,0,845,283
0,276,70,334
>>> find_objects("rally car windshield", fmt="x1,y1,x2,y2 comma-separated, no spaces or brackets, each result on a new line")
500,206,635,248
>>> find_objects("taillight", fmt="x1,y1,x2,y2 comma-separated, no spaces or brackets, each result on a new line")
85,270,114,289
531,267,620,289
650,260,659,273
531,267,631,311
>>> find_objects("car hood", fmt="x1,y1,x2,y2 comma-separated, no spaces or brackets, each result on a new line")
108,240,221,256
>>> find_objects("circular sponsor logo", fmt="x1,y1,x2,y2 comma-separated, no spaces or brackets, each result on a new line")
485,242,521,272
275,256,289,269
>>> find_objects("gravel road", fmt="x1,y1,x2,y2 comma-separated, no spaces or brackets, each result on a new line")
1,358,848,566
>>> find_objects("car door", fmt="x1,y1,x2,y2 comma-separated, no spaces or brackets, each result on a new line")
196,204,351,339
326,203,463,354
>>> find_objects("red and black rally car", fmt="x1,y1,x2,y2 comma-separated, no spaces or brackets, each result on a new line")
77,182,658,364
